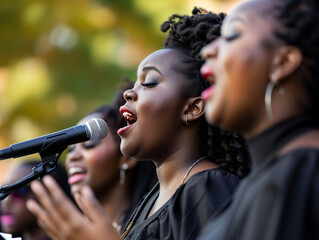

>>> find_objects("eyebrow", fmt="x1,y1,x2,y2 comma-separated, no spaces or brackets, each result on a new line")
227,16,246,25
142,66,163,76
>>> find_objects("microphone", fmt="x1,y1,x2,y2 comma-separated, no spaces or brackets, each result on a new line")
0,118,108,160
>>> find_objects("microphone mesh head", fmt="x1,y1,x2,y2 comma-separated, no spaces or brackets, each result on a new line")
85,118,108,142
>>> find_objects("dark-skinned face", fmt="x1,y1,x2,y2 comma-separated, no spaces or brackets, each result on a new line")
201,0,281,136
118,48,190,163
0,166,37,236
66,113,121,196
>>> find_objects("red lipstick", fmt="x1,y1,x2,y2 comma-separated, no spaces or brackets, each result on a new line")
118,106,137,136
200,64,215,83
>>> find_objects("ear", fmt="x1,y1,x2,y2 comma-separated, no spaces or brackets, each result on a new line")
270,46,302,83
119,156,138,171
181,97,205,125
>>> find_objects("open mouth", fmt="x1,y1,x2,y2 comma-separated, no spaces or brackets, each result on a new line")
67,166,87,185
118,106,137,135
122,111,137,125
68,166,86,176
200,63,216,84
0,213,15,226
201,85,215,101
200,64,216,101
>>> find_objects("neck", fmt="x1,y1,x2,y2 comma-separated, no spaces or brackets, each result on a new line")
148,153,216,218
247,115,314,170
148,127,218,216
154,128,201,185
243,80,308,139
244,112,304,140
155,153,199,187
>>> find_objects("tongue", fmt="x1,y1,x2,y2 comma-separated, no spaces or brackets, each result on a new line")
68,174,86,185
201,86,214,101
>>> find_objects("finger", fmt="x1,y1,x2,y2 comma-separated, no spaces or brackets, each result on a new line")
43,175,79,220
75,188,120,239
79,187,121,238
78,186,112,224
29,179,55,216
74,193,85,215
30,178,67,229
38,217,59,240
42,176,92,238
26,199,59,239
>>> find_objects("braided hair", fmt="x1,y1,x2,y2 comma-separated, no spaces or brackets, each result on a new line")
161,7,251,178
273,0,319,124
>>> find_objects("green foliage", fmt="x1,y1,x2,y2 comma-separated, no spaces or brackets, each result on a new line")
0,0,234,154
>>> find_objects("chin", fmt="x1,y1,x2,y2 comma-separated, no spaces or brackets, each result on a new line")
3,227,17,236
205,101,234,131
120,146,130,158
120,141,138,158
205,105,220,125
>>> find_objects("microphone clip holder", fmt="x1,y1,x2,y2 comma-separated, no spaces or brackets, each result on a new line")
0,145,67,201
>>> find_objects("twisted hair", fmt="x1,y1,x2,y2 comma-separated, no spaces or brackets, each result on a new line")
161,7,225,96
273,0,319,124
161,7,251,178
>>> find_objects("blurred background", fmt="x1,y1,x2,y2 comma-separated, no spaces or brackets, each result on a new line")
0,0,238,182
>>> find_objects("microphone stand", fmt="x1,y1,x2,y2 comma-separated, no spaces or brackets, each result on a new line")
0,143,67,201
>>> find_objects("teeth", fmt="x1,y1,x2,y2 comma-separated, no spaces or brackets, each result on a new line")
123,112,136,122
68,167,85,176
123,112,132,119
207,75,215,83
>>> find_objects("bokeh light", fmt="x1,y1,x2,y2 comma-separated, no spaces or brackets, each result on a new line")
0,0,238,182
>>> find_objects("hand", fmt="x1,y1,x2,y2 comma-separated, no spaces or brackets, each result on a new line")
26,175,120,240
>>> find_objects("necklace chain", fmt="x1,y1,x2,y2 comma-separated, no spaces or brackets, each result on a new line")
121,156,206,239
181,156,206,185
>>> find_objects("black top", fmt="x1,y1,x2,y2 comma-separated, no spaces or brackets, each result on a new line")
121,167,239,240
198,116,319,240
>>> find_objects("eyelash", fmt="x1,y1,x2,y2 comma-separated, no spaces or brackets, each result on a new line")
224,33,240,41
141,82,158,87
68,142,99,153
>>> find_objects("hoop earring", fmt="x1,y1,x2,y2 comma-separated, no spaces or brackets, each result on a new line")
120,163,128,186
265,81,276,120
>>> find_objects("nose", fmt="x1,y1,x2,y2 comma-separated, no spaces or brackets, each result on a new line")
66,145,83,165
1,196,9,208
1,195,12,209
201,39,219,60
123,88,137,102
